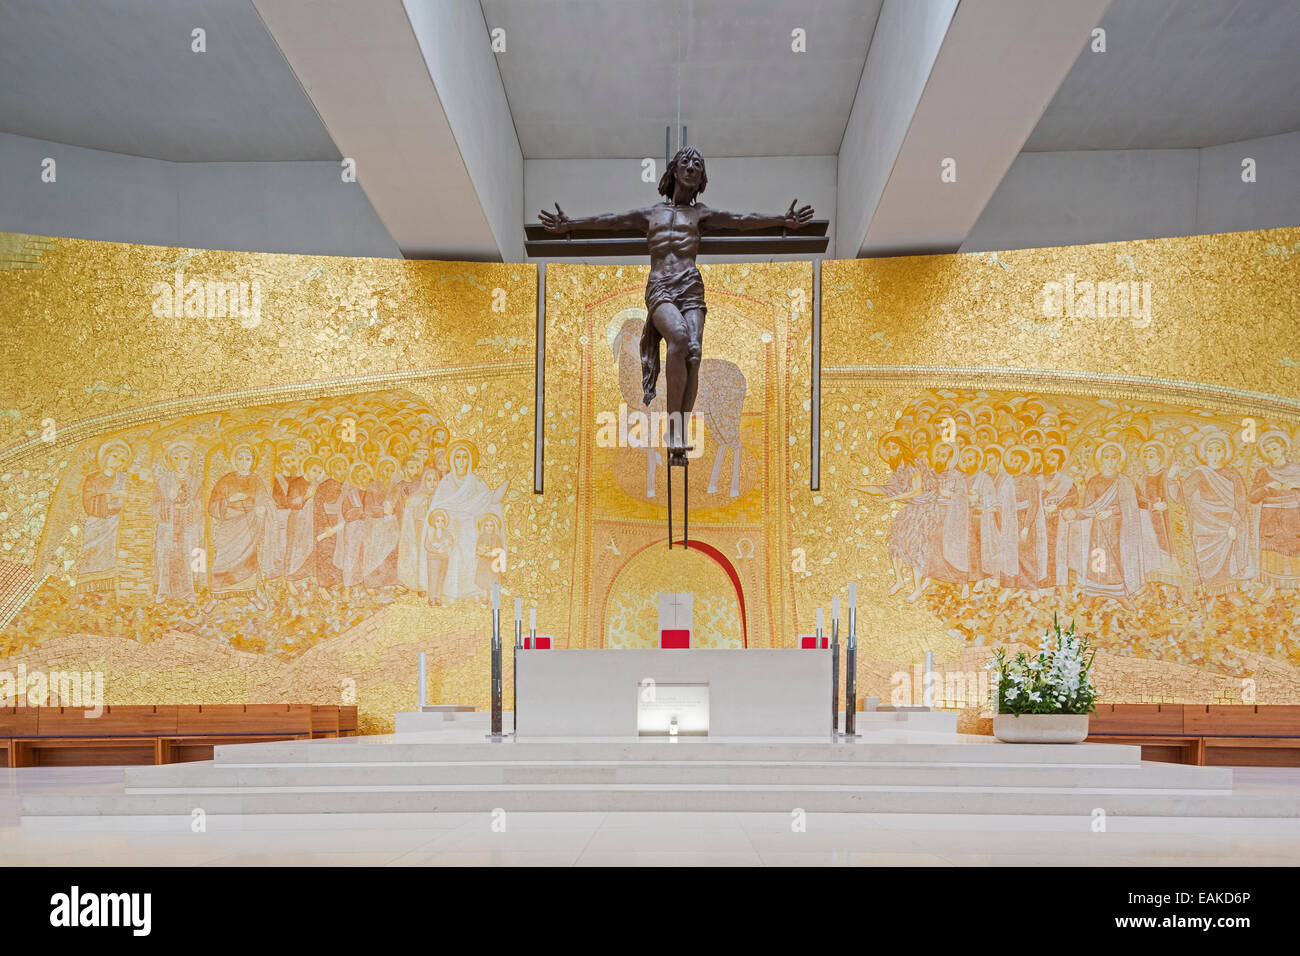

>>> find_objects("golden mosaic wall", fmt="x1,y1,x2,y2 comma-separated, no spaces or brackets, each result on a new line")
814,227,1300,710
4,224,1298,734
543,262,813,652
0,233,539,733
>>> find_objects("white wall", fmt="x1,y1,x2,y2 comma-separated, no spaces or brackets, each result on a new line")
0,132,401,258
962,131,1300,252
525,155,838,262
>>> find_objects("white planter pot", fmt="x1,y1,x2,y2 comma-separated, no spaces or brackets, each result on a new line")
993,713,1089,744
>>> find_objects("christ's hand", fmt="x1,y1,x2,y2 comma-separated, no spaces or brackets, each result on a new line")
783,200,814,229
539,203,572,234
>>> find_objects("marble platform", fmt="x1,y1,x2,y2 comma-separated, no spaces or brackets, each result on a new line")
14,721,1300,819
8,722,1300,866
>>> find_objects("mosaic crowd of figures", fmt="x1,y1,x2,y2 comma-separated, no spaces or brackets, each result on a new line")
861,390,1300,612
59,394,510,612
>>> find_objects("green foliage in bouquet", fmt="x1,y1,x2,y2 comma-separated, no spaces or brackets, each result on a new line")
988,615,1098,717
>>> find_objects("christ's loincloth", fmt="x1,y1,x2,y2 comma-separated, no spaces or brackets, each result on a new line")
639,266,707,405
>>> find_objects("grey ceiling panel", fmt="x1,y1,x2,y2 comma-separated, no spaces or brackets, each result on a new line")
0,0,340,161
1025,0,1300,151
481,0,883,158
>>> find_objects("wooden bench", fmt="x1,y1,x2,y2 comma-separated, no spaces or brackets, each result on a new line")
0,704,359,767
1087,704,1300,766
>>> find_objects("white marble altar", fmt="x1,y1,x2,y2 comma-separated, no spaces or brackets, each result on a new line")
515,648,829,737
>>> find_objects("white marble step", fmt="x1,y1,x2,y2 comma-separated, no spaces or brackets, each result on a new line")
213,738,1144,766
21,784,1297,817
396,711,513,733
394,710,959,734
120,759,1231,790
846,712,958,733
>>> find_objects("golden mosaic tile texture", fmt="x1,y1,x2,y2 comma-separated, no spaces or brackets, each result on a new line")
814,229,1300,706
820,227,1300,398
0,234,539,733
5,225,1300,732
544,262,812,650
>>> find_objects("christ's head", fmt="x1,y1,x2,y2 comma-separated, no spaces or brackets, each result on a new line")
658,147,707,202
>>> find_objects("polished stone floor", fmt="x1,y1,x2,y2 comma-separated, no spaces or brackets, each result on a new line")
4,764,1299,866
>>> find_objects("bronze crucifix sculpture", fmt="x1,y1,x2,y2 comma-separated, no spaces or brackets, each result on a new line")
540,147,815,463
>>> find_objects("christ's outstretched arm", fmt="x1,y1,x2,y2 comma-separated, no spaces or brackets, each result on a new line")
700,199,814,231
539,203,651,234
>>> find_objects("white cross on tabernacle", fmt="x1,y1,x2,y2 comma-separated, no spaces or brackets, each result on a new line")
658,592,693,631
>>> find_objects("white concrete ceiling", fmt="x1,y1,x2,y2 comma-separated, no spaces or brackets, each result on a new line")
1025,0,1300,150
480,0,883,159
0,0,339,162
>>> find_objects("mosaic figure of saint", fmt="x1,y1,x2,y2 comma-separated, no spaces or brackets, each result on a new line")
398,469,441,594
423,509,454,606
430,440,508,601
984,444,1019,590
151,440,203,602
960,445,999,593
339,462,373,597
1248,430,1300,590
929,441,971,589
1006,445,1046,593
1040,444,1078,589
1063,441,1145,608
271,446,314,593
857,434,926,597
1180,431,1249,606
206,443,273,609
474,513,505,599
362,456,401,590
1135,439,1181,588
311,454,349,590
77,438,133,597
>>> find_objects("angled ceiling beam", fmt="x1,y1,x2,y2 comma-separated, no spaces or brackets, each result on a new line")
840,0,1112,259
252,0,523,261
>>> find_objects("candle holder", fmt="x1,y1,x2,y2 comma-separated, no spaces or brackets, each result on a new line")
487,584,503,740
844,583,858,739
831,595,840,736
512,598,522,737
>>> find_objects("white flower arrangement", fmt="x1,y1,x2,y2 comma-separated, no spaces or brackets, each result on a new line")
987,615,1097,717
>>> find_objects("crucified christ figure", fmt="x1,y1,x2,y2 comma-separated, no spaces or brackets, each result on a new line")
540,147,815,463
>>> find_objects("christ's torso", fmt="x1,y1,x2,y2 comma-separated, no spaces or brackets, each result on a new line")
646,202,702,276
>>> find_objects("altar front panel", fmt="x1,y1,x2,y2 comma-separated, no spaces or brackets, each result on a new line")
516,649,829,737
